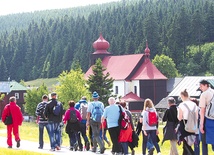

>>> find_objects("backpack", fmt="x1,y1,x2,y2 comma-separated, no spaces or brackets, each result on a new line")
118,105,130,130
183,103,198,133
79,103,88,120
91,102,103,122
69,110,78,123
205,95,214,120
146,110,158,126
53,102,61,116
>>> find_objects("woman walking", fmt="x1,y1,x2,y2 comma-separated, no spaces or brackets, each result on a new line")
177,89,198,155
140,98,161,155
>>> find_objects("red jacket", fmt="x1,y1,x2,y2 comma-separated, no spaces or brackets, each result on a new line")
118,122,133,142
2,102,23,126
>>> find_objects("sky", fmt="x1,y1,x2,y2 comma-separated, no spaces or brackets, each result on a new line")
0,0,120,16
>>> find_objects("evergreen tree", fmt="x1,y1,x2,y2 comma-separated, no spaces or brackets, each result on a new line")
0,55,8,80
87,58,115,106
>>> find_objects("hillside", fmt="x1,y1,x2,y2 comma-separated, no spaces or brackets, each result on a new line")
24,78,58,90
0,0,213,81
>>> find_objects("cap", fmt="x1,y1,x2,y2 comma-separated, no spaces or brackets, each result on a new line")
51,92,57,96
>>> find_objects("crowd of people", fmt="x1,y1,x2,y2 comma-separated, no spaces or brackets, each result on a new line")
1,79,214,155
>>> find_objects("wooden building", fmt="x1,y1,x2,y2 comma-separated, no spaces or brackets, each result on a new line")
0,80,27,118
85,34,167,112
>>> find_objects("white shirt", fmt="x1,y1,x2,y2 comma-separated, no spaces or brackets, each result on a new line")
178,101,198,120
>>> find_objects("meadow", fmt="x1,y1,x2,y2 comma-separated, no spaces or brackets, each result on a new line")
0,147,50,155
0,122,213,154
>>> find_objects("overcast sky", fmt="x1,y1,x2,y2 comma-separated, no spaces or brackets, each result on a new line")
0,0,120,16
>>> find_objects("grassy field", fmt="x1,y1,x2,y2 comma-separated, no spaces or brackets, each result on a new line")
0,122,181,154
24,78,58,90
0,122,213,154
0,147,51,155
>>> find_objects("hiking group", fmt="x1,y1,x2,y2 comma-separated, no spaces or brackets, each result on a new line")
33,79,214,155
33,91,139,154
2,79,214,155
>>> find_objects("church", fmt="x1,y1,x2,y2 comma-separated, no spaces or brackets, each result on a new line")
85,34,167,112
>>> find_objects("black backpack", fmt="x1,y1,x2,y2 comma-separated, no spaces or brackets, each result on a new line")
69,110,78,123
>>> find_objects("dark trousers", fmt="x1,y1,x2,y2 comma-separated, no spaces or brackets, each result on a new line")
38,123,48,148
108,126,121,153
77,122,89,149
194,134,200,155
68,132,78,147
183,140,194,155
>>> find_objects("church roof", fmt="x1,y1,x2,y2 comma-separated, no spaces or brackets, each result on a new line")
130,59,167,80
120,92,144,102
85,54,167,81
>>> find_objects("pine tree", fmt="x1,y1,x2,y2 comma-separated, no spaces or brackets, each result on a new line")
0,55,8,80
87,58,115,106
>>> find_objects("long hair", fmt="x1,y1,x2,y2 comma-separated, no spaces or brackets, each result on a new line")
143,98,154,110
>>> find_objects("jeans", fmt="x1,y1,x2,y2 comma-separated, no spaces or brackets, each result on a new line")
77,122,89,149
121,142,128,154
142,130,160,155
194,134,200,155
89,119,104,150
147,134,154,150
47,122,61,149
38,123,48,148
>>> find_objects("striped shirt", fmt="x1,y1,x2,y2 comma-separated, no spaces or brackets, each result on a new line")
35,101,48,123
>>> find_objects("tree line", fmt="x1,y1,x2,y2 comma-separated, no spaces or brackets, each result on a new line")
0,0,213,81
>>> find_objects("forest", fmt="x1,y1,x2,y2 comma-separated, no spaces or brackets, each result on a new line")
0,0,213,81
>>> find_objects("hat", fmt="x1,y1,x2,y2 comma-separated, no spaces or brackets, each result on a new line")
92,91,99,98
51,92,57,96
199,79,210,85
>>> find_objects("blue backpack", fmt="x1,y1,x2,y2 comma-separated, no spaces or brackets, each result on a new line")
91,102,103,122
53,102,61,116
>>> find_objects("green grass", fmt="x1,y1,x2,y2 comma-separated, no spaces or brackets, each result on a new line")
0,122,213,154
24,78,58,90
0,147,51,155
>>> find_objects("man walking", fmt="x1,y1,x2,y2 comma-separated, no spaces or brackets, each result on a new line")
45,92,64,151
86,91,105,154
199,80,214,154
102,97,122,155
2,96,23,148
35,94,49,149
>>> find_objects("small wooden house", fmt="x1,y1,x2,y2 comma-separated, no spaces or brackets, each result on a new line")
0,80,27,118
